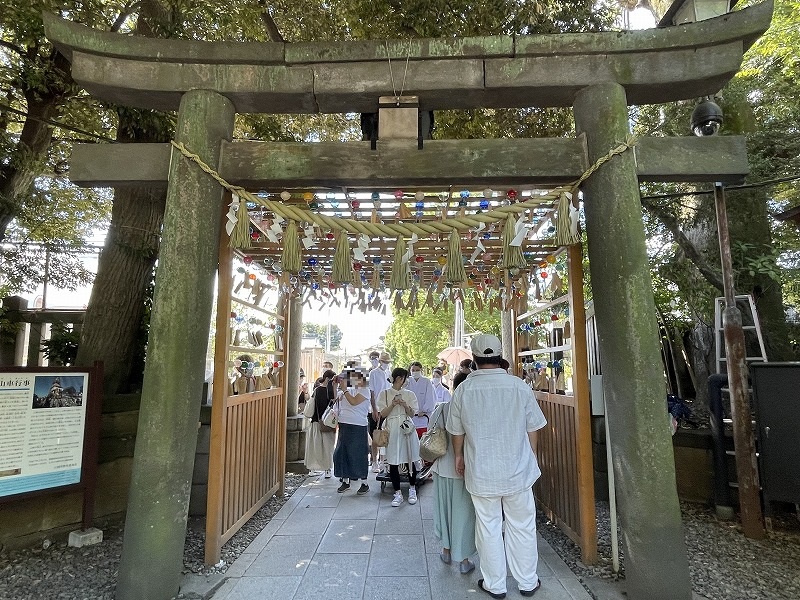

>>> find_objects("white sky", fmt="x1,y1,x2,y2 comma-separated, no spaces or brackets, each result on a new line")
302,299,392,354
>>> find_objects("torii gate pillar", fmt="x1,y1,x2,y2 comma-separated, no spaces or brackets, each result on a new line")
116,90,235,600
574,82,692,600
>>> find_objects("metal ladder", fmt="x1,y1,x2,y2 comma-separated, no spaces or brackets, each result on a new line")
714,294,768,374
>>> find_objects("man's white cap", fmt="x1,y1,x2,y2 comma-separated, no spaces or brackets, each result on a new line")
470,334,502,358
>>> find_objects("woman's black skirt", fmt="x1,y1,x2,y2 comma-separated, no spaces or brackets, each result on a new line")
333,423,369,480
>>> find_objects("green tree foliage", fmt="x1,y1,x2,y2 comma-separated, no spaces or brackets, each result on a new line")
303,322,343,350
384,296,500,370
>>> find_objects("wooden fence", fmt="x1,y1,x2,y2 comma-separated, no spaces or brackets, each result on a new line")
516,244,596,564
534,391,583,546
217,387,285,546
205,229,290,564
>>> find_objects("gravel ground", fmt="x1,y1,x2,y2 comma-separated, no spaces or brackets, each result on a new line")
539,500,800,600
2,474,797,600
0,474,308,600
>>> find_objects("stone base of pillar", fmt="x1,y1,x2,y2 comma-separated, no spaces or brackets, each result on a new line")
286,415,307,464
286,461,311,475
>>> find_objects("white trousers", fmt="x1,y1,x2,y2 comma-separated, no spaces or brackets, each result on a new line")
471,488,539,594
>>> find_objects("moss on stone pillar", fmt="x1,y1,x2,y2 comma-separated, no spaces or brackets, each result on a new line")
573,82,692,600
115,90,235,600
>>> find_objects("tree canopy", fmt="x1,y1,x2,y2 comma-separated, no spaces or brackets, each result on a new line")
384,296,500,370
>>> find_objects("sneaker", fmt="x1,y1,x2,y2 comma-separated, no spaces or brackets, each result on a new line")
337,481,350,493
408,488,417,504
357,483,369,495
324,470,331,479
372,464,381,473
391,491,404,507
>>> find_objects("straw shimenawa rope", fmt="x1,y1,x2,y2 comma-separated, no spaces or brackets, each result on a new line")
332,229,353,283
281,220,301,274
230,196,251,249
501,214,526,269
390,236,410,290
169,137,636,247
555,192,579,246
445,229,466,284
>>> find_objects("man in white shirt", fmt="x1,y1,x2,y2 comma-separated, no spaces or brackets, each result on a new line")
447,334,547,599
368,351,392,471
406,361,436,436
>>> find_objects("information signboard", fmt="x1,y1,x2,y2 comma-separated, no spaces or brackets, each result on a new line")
0,363,102,529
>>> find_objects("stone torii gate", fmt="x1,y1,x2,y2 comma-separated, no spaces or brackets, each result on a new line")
43,3,772,600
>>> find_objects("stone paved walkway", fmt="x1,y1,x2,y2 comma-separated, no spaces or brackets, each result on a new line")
209,472,594,600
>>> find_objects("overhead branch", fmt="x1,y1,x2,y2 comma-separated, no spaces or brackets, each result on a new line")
257,0,284,42
0,39,26,56
111,1,142,32
641,196,724,292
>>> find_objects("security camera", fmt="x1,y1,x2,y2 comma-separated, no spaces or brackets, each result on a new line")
691,98,723,137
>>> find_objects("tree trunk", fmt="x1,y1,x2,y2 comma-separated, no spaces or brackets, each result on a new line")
74,0,176,394
0,52,72,241
727,187,792,361
75,182,165,394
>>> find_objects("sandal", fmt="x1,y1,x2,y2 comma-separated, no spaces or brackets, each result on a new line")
477,579,506,599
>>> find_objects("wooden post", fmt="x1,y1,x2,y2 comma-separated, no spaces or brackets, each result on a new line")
205,198,234,565
567,243,597,564
713,182,765,539
116,90,235,600
574,82,692,600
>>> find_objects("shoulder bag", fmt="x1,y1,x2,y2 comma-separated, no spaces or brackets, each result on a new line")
419,407,448,462
372,390,390,446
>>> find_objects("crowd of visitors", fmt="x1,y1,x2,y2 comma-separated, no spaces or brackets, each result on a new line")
298,334,547,598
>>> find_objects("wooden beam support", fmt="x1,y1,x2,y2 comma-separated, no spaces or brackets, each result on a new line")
69,136,748,188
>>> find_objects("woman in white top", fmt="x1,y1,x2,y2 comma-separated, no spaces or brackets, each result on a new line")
431,370,476,573
332,370,371,494
431,367,452,404
377,367,421,507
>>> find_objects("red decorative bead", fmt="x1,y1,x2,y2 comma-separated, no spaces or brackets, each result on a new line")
507,189,518,200
230,312,237,318
415,255,424,263
325,232,335,240
353,262,363,271
273,361,280,368
250,232,260,240
540,271,549,279
243,256,253,265
551,314,559,321
534,320,542,327
351,200,360,210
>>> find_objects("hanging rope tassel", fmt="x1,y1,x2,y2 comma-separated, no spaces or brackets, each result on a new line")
371,266,382,291
445,229,466,284
555,192,579,246
501,215,526,269
332,230,353,284
281,220,301,274
230,196,252,249
390,236,410,290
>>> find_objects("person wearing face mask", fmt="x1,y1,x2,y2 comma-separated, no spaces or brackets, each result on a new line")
303,369,337,478
368,351,392,472
332,370,372,494
431,367,452,405
377,367,421,507
407,361,436,438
